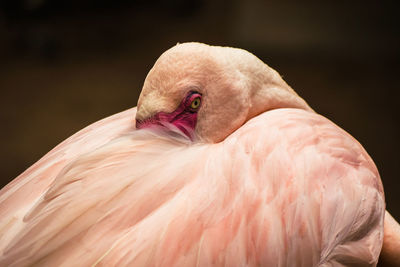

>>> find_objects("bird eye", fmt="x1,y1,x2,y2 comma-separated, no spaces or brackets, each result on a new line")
190,97,201,109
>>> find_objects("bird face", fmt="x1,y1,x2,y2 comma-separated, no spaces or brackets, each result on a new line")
135,42,311,143
136,91,202,140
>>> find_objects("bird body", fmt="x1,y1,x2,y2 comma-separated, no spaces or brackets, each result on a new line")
0,43,395,266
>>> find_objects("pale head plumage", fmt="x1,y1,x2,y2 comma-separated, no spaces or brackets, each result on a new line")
136,42,312,143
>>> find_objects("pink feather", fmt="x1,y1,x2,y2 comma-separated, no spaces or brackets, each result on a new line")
0,108,384,266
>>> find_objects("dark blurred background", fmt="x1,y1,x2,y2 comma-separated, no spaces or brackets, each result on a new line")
0,0,399,220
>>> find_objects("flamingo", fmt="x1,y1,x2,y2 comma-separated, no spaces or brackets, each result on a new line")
0,42,399,266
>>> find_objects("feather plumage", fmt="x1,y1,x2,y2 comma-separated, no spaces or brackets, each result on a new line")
0,108,384,266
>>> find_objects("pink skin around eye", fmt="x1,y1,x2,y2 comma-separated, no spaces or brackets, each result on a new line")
136,93,201,140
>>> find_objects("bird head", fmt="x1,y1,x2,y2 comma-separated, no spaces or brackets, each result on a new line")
136,42,312,143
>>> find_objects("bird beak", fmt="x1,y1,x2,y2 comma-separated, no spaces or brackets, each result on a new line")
135,113,163,129
136,111,196,141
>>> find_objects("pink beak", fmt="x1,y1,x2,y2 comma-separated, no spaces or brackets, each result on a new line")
136,108,198,140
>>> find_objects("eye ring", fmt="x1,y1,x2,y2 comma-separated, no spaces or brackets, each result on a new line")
190,97,201,109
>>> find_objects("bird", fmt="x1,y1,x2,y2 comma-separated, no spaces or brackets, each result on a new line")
0,42,399,266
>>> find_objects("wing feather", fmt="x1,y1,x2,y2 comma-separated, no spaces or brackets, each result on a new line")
0,108,136,253
0,108,384,267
